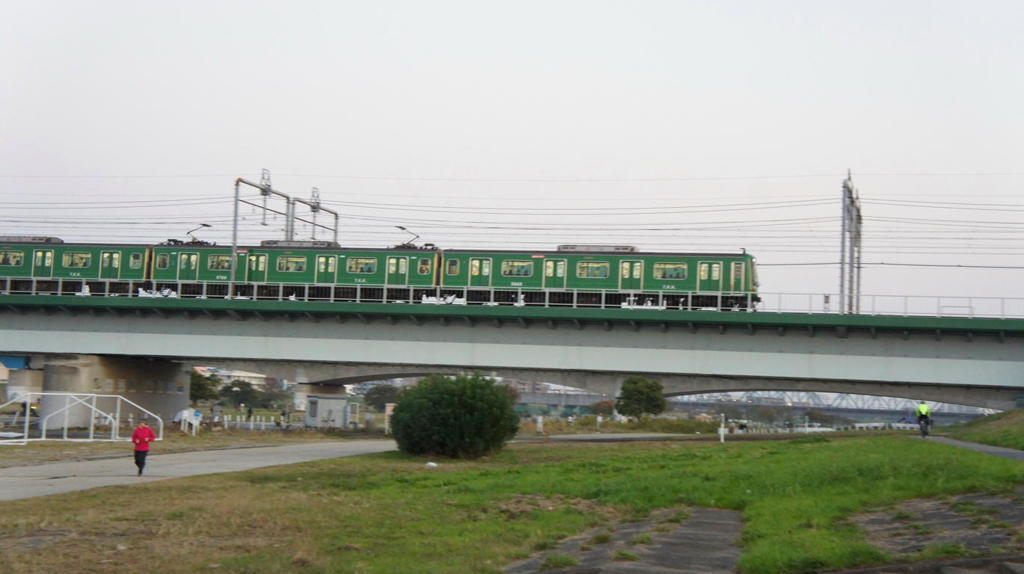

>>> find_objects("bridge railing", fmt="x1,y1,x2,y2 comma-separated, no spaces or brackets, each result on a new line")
2,277,1022,319
757,292,1024,319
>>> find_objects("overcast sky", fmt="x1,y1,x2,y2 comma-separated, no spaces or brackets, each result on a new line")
2,0,1022,306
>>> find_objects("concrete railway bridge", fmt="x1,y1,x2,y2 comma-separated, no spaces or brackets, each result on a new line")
0,295,1022,423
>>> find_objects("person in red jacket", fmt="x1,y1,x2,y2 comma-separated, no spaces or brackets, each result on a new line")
132,420,157,476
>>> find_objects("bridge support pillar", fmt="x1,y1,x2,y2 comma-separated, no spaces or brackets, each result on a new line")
4,368,44,402
38,355,189,427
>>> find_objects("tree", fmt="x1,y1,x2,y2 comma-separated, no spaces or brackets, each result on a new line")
364,384,404,411
804,409,845,426
589,400,616,417
222,380,260,409
391,374,520,459
714,404,744,422
190,371,221,403
749,405,783,425
615,376,668,419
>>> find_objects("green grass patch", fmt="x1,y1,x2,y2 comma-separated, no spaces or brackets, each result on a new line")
947,409,1024,450
539,554,579,569
662,509,690,523
918,542,975,559
950,500,1000,516
612,550,640,561
0,436,1021,574
629,533,653,545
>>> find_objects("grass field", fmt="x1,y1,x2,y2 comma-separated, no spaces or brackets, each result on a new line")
1,432,1021,574
947,408,1024,450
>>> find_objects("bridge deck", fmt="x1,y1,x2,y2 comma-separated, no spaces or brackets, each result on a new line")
3,295,1023,336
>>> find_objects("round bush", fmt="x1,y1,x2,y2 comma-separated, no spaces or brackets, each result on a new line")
391,374,520,459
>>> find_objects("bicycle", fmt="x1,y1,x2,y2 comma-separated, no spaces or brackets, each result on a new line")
918,416,930,438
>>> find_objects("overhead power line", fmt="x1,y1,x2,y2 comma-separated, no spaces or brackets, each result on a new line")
761,262,1024,269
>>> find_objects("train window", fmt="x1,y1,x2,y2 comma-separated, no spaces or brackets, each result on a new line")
63,252,91,268
501,260,533,277
544,260,554,277
0,251,24,266
248,255,266,271
129,253,143,269
34,251,53,267
731,262,745,290
346,257,377,274
179,254,197,270
156,253,170,270
317,256,336,273
101,253,120,268
576,261,610,279
277,256,308,273
654,262,687,280
699,263,721,280
446,259,460,275
208,255,232,270
418,258,432,274
387,257,407,274
470,260,479,276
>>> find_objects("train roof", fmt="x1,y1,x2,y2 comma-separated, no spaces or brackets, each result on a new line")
0,238,439,252
441,248,753,257
0,238,750,257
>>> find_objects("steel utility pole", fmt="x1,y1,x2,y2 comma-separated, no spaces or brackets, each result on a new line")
839,171,863,314
229,170,342,298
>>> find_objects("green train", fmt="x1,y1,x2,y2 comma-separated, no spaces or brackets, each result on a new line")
0,236,759,310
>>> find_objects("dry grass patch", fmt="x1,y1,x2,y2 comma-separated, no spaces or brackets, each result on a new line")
497,493,617,521
0,474,316,574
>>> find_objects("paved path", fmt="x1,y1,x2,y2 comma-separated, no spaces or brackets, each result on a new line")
0,439,397,501
928,436,1024,462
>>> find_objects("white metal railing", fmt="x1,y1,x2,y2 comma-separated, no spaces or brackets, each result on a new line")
1,277,1022,319
0,392,163,445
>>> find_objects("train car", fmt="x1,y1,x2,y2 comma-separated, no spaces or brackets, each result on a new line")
0,236,149,294
149,240,439,301
440,245,758,309
240,242,439,303
1,236,758,311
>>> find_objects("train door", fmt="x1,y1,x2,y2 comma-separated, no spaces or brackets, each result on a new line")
543,258,566,289
32,249,54,277
469,257,491,287
386,256,408,285
619,260,643,290
178,251,199,281
697,261,722,292
729,261,745,291
247,254,267,282
315,255,336,284
100,251,121,279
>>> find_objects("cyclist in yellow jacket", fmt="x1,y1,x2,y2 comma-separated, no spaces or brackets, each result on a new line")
916,401,932,427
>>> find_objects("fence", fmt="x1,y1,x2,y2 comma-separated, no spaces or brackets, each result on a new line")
3,277,1023,319
0,392,163,446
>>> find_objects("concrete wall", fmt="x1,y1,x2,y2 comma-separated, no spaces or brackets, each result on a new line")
37,355,189,428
